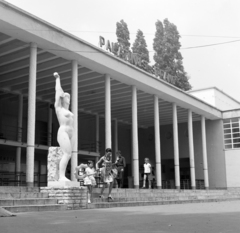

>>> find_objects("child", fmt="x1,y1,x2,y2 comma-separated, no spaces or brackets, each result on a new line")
74,161,96,203
142,158,151,189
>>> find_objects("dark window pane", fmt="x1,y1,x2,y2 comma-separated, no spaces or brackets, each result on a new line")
224,129,231,134
225,144,232,149
233,128,240,133
233,133,240,138
233,143,240,148
224,134,232,139
223,119,230,124
231,118,239,123
225,139,232,144
233,138,240,143
232,123,239,128
224,123,231,129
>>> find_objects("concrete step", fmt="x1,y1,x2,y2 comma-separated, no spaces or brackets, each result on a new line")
92,196,181,203
3,204,67,213
88,197,240,209
91,194,240,203
93,188,230,194
0,187,40,193
0,198,58,206
0,192,49,199
91,192,239,199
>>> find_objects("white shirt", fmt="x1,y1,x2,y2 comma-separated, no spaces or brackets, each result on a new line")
143,163,151,173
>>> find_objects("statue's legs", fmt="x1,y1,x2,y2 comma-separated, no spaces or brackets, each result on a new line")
57,130,72,181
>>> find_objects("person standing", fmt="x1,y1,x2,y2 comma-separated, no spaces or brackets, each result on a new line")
115,150,126,188
142,158,152,189
96,148,116,201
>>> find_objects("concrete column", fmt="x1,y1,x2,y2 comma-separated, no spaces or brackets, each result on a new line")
105,74,111,149
71,60,78,181
48,103,53,147
114,119,118,162
172,103,180,189
26,43,37,187
16,94,23,185
96,114,100,153
132,86,139,188
201,116,209,189
154,95,162,189
188,110,196,189
95,114,100,164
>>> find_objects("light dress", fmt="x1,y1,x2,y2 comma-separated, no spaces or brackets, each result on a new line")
100,157,117,184
83,167,96,186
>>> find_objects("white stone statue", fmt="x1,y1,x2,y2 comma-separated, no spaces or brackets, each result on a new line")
53,72,74,182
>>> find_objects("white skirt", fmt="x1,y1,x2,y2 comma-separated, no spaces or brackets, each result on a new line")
84,176,96,186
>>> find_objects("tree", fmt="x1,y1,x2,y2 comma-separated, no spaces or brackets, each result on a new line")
116,20,131,60
153,19,192,91
132,29,150,67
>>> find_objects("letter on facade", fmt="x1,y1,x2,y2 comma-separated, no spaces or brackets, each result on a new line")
105,40,112,52
99,36,105,47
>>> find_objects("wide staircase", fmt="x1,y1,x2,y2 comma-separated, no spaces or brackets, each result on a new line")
1,187,240,212
88,188,240,209
0,186,67,213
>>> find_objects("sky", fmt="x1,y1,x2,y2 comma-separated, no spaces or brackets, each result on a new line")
5,0,240,101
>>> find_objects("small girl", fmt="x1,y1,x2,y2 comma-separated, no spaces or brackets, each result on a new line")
74,161,96,203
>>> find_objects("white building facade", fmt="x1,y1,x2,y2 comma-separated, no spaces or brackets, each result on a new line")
0,1,240,189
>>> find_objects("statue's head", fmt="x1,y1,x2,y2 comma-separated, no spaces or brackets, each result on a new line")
62,92,70,108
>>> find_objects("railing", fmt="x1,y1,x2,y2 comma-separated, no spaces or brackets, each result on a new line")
0,173,208,190
162,180,175,189
0,172,47,187
180,179,191,190
196,179,205,189
35,130,49,146
79,139,101,153
0,124,102,152
0,125,20,141
0,124,50,146
161,179,205,190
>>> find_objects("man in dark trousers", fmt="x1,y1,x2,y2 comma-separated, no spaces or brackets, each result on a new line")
114,150,126,188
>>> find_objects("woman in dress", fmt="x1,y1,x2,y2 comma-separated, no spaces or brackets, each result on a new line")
96,148,117,201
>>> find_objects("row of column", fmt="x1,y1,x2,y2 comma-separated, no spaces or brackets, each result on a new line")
22,43,209,189
104,76,209,190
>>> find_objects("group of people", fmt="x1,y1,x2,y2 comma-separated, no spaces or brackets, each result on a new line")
74,148,126,203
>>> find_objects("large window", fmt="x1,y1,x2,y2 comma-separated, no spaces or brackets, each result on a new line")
223,118,240,149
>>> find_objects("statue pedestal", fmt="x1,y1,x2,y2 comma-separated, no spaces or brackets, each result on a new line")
47,147,79,187
48,181,80,187
41,186,88,210
47,147,63,182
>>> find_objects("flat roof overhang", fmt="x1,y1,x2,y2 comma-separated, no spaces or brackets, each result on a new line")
0,0,222,127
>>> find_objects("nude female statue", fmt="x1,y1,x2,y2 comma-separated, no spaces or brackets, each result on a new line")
53,72,74,182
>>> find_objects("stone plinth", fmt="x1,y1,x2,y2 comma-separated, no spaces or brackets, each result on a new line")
40,187,88,210
47,147,63,182
48,181,80,187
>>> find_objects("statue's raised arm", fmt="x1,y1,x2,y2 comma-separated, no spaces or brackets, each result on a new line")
53,72,64,110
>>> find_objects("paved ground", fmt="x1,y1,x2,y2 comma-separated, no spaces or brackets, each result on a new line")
1,201,240,233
